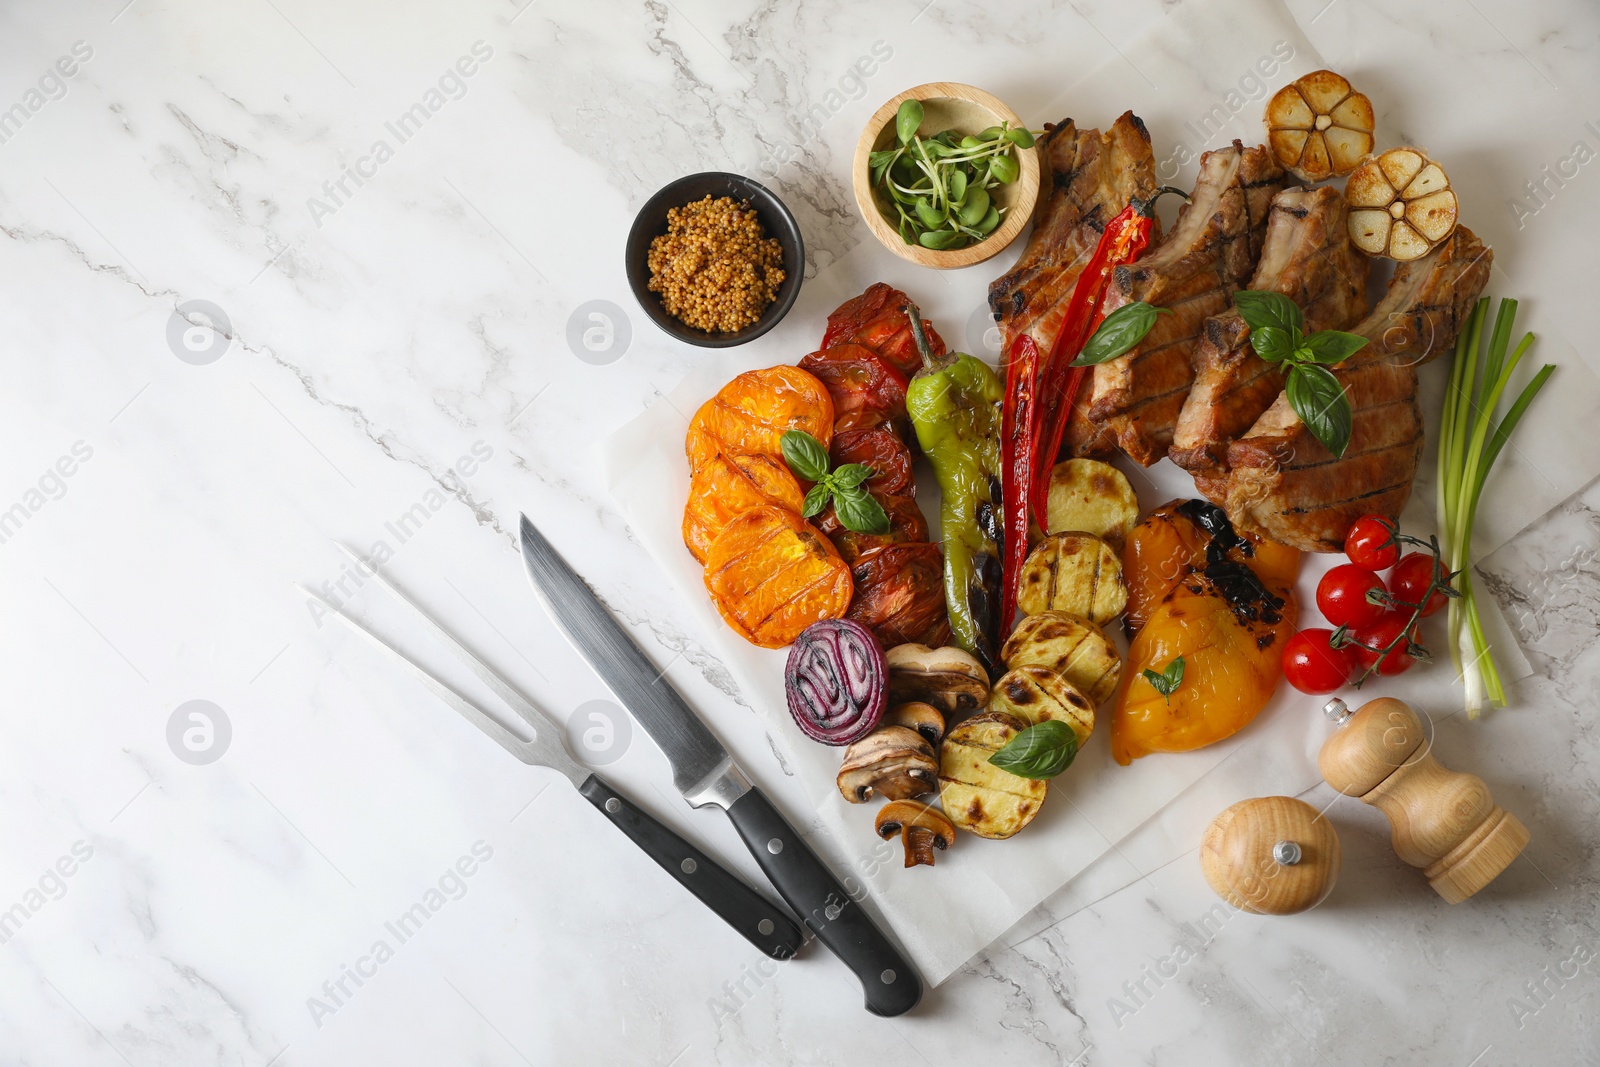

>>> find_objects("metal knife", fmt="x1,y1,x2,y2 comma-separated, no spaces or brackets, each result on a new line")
306,551,802,961
518,513,922,1017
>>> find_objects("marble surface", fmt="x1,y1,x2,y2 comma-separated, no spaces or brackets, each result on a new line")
2,1,1598,1064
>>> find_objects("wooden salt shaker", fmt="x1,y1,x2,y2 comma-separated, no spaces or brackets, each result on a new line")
1201,796,1341,914
1318,696,1529,904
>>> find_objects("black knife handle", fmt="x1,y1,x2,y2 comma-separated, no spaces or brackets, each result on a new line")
578,775,802,960
725,787,922,1016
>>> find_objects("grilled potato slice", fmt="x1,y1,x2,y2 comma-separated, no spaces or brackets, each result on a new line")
938,712,1047,839
1017,532,1128,625
1001,610,1122,705
1043,459,1139,548
987,666,1095,744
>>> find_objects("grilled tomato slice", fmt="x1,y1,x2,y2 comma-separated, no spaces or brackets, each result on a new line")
685,366,834,472
816,490,928,563
798,343,909,435
829,426,915,497
844,541,950,649
703,505,852,648
682,452,806,564
821,282,946,378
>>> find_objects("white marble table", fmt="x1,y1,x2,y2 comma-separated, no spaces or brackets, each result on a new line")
3,1,1597,1063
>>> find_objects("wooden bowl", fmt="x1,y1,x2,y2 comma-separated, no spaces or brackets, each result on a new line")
852,82,1040,270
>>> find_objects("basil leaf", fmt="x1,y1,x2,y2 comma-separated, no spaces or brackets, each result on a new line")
780,429,831,483
1249,325,1296,363
1299,330,1370,365
1287,363,1353,458
1070,302,1169,367
801,482,832,519
1141,656,1185,703
1234,290,1303,336
831,485,891,534
989,720,1079,780
830,463,873,490
895,99,923,146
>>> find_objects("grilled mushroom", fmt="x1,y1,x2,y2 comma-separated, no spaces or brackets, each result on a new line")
884,702,946,746
836,726,937,804
885,644,990,717
875,801,956,868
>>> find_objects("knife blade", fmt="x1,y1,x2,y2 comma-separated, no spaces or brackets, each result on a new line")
518,512,923,1016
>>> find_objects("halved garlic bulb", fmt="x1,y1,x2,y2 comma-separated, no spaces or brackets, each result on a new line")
1265,70,1375,183
1346,147,1459,261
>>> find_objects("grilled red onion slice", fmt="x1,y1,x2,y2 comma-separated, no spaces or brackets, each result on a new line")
784,619,887,746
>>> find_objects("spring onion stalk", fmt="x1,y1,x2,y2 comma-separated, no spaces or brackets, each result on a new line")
1436,297,1556,718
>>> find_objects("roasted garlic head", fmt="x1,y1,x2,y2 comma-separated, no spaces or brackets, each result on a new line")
1264,70,1375,183
1346,148,1459,261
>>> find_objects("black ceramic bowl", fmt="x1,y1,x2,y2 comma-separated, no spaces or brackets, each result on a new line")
625,172,804,348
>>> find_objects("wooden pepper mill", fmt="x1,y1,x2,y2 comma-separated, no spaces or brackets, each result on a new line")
1201,796,1341,914
1318,696,1529,904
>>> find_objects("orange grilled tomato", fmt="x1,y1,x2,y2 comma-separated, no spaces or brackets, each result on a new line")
703,505,853,648
685,366,834,472
1112,567,1298,764
682,452,807,564
1123,500,1301,631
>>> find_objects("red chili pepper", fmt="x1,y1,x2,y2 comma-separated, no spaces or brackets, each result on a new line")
1000,333,1042,631
1028,189,1180,520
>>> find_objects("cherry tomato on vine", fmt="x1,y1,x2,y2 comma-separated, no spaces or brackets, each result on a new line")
1344,514,1401,571
1282,628,1356,694
1316,564,1388,628
1351,611,1417,676
1390,552,1451,617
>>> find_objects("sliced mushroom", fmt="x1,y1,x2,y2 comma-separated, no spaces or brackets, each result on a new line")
875,801,956,868
885,643,991,717
836,726,937,804
884,701,946,745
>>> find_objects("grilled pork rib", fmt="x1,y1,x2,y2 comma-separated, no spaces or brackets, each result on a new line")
1086,141,1287,465
1221,226,1493,551
1171,186,1370,481
988,112,1157,366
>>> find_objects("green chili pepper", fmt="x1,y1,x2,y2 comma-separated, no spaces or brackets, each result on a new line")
903,303,1004,673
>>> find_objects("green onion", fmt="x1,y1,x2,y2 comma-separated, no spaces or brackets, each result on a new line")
1436,297,1556,718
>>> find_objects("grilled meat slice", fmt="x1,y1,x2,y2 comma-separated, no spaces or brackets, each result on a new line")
1171,186,1371,475
1220,227,1493,551
987,113,1158,365
1086,142,1287,465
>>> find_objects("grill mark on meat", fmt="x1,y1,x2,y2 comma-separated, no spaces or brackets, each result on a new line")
1210,227,1493,551
1085,142,1288,465
1170,186,1370,473
988,114,1157,363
